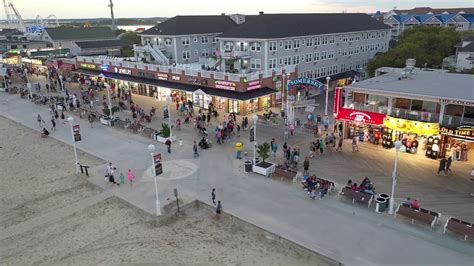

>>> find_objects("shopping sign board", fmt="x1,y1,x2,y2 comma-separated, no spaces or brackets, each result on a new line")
336,108,386,125
439,125,474,141
333,87,343,117
153,153,163,176
249,127,255,142
288,78,325,94
73,124,81,142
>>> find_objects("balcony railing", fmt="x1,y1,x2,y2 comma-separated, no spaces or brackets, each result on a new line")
76,56,296,82
221,50,250,58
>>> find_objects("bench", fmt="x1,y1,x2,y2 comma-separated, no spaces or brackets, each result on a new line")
443,218,474,240
339,187,373,208
401,203,441,224
395,205,437,230
273,166,297,181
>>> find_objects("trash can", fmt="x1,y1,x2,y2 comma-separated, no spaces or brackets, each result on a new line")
244,161,252,172
375,197,387,213
379,193,390,209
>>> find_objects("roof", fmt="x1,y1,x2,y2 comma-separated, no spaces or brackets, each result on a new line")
44,27,116,41
220,13,390,39
75,39,131,49
393,7,474,15
0,28,22,36
458,42,474,52
462,35,474,42
434,14,456,23
141,15,238,36
460,14,474,22
345,68,474,102
75,69,277,100
414,14,435,23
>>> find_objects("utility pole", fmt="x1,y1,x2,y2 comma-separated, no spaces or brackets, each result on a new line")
108,0,116,31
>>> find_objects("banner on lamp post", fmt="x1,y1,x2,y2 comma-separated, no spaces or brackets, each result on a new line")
153,153,163,176
72,124,81,142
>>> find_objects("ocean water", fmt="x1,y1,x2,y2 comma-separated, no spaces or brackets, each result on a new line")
117,25,154,31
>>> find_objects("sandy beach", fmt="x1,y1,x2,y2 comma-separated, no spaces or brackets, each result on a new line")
0,116,336,265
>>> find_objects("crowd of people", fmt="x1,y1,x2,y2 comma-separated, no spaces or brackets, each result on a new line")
346,177,376,195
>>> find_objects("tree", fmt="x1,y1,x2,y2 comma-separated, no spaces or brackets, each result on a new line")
257,142,271,162
367,26,464,77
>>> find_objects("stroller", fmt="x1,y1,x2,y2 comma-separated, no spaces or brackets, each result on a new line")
198,137,211,149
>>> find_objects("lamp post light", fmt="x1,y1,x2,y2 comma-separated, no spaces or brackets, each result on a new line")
59,74,64,92
147,144,162,216
388,140,403,215
252,114,258,165
24,68,32,99
67,117,79,173
166,95,172,139
325,76,331,116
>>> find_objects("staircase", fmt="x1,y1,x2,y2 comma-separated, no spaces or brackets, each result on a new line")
134,44,169,65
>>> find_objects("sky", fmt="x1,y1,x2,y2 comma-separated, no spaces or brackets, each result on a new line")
9,0,474,19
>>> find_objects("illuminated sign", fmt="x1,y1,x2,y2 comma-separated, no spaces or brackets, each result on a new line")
172,75,180,81
215,80,235,90
440,99,474,107
100,64,109,71
440,125,474,141
247,80,261,90
80,63,96,70
288,78,325,92
336,108,386,125
156,73,168,80
384,116,439,136
113,67,131,75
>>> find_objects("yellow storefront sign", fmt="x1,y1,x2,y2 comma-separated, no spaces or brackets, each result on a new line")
384,116,439,136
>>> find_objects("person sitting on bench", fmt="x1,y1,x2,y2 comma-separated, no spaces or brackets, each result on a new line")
41,128,50,137
411,199,420,209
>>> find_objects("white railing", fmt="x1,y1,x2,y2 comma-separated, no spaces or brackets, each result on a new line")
76,56,297,83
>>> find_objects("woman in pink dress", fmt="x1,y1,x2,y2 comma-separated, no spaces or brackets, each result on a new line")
127,169,136,187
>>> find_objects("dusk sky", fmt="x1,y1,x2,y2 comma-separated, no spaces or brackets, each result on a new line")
11,0,474,19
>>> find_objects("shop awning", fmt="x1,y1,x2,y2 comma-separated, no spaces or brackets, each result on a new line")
75,69,277,101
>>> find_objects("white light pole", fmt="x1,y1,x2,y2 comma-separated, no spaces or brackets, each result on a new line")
388,140,403,215
106,86,113,118
252,115,258,165
166,95,172,139
147,144,162,216
325,76,331,116
59,75,64,92
67,117,79,173
24,68,32,98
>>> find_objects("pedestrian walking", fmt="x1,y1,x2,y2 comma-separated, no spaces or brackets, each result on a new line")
50,116,56,131
352,136,359,152
446,156,453,174
323,116,329,131
336,137,343,152
193,140,199,157
271,138,278,158
37,114,44,128
289,123,295,136
127,169,135,186
235,142,243,159
165,139,172,153
437,157,447,176
211,188,216,205
216,200,222,214
119,172,125,184
105,162,120,186
303,157,310,175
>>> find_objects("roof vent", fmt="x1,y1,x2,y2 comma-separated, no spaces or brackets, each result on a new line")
259,11,264,15
221,13,226,16
402,58,416,78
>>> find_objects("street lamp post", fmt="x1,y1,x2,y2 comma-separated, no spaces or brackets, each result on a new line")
59,75,64,92
166,95,172,139
147,144,162,216
106,86,113,118
67,117,79,173
24,68,32,99
325,76,331,116
252,115,258,165
388,140,403,215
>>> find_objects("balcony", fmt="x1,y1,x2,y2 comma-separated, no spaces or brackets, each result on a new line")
221,50,251,58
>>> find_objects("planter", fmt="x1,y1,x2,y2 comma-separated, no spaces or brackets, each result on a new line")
252,161,276,177
154,134,177,143
100,117,111,126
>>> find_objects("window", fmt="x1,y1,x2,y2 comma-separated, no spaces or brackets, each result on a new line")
306,53,312,63
200,49,209,57
279,57,283,66
313,52,320,61
212,47,219,55
343,35,348,42
315,37,321,46
194,50,198,56
321,36,328,45
411,100,423,111
321,51,327,60
212,36,217,43
293,39,300,49
306,38,313,47
268,58,277,69
194,36,198,42
292,55,300,64
328,50,335,59
341,63,346,72
250,42,261,52
181,37,190,46
165,38,172,46
329,36,335,44
182,50,190,60
201,36,209,44
279,40,284,48
349,34,354,42
284,56,291,65
284,40,292,50
269,41,277,51
224,42,234,52
250,59,261,69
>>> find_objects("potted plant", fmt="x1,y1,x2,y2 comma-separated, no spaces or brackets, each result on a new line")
100,106,120,125
155,123,176,143
252,142,276,177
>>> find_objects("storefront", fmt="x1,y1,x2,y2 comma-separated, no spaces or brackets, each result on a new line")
439,125,473,162
336,107,387,142
383,116,440,157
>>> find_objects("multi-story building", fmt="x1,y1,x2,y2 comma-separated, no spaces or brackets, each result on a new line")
382,7,474,40
454,36,474,70
335,61,474,161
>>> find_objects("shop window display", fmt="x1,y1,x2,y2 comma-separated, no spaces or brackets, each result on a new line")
382,128,394,148
425,136,440,159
